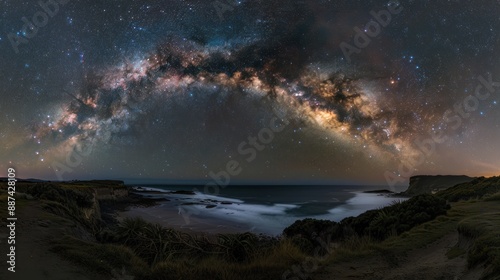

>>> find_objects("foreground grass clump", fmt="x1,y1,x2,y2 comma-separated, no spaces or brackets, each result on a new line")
24,183,101,233
483,191,500,201
148,239,305,280
101,217,283,265
458,212,500,279
50,213,308,280
283,218,342,255
60,217,307,280
49,212,307,280
103,218,307,279
51,235,150,279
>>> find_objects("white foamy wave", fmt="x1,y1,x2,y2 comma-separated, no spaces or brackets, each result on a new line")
180,203,300,235
133,186,172,192
323,192,408,220
189,192,244,204
133,189,409,236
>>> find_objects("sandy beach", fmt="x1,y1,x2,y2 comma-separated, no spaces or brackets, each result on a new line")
116,202,251,235
115,186,406,236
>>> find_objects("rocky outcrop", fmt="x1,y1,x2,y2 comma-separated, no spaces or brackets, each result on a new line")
402,175,474,196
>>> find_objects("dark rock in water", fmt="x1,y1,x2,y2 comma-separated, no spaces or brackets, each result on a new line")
181,202,198,206
363,189,394,194
221,201,233,205
206,205,217,209
134,190,166,194
170,190,196,195
152,198,170,202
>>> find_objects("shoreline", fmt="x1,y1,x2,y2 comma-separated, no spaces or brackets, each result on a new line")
2,177,499,280
114,187,406,236
104,188,252,235
116,204,251,235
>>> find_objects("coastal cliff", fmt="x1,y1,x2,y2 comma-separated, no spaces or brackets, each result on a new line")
402,175,474,196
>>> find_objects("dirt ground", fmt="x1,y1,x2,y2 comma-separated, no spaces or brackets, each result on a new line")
0,202,105,280
313,232,485,280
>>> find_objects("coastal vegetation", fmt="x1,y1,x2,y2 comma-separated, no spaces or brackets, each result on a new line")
1,176,500,279
437,176,500,202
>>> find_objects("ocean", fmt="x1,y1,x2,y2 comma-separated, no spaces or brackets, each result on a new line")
127,184,408,236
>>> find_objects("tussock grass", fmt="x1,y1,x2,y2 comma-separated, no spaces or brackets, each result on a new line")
149,239,306,280
51,235,150,279
9,180,500,280
0,182,308,280
457,212,500,279
316,200,500,279
484,191,500,202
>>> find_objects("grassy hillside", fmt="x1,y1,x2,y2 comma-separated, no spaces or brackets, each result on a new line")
2,178,500,279
312,177,500,280
437,176,500,202
1,182,308,280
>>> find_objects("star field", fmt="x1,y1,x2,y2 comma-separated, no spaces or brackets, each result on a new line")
0,0,499,184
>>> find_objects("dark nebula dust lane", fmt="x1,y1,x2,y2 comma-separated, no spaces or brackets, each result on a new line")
1,0,499,183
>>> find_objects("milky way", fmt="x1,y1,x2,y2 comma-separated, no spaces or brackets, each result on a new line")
1,0,499,183
34,35,423,163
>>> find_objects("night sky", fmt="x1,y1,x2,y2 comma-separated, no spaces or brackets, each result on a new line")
1,0,499,185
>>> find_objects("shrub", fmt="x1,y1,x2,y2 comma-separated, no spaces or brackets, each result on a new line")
282,218,341,254
217,232,259,262
51,235,150,278
351,194,449,240
367,195,446,239
26,183,94,208
437,176,500,202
